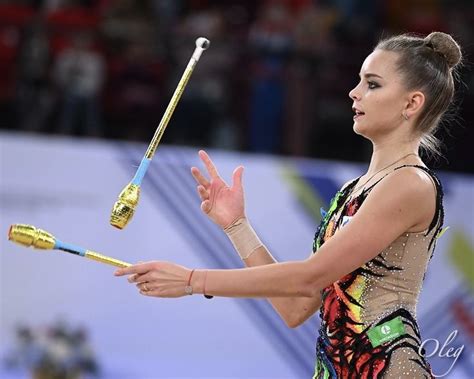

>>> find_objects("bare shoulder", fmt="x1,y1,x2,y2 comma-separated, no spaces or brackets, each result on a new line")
364,166,436,231
305,166,438,288
380,166,435,197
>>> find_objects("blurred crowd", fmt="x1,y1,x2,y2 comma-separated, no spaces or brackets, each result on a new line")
3,321,99,379
0,0,472,171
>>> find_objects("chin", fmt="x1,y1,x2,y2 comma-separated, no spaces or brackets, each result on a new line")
353,121,365,136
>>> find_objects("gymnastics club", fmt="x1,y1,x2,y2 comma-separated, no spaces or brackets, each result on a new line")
110,37,211,229
8,224,214,299
8,224,131,268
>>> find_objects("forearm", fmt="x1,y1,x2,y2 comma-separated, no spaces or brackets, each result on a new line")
222,218,321,326
243,246,322,327
194,260,314,298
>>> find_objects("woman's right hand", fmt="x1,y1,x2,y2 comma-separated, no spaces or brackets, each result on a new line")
191,150,245,229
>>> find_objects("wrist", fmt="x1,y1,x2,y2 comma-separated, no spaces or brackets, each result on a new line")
224,217,264,260
222,215,247,230
191,270,206,296
184,269,196,295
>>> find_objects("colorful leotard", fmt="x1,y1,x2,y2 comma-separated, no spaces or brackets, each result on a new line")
312,165,444,379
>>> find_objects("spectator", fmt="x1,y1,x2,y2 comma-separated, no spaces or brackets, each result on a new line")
247,0,294,153
284,1,339,155
168,5,239,149
14,14,53,133
104,40,164,141
53,32,105,137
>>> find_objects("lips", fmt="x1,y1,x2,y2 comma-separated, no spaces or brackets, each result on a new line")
352,106,365,120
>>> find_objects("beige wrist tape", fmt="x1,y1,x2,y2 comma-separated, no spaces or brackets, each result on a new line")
224,218,264,260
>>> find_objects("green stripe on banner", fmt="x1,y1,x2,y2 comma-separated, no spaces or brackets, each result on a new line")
449,231,474,290
281,165,324,222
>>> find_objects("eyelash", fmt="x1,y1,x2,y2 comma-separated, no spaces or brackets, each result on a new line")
367,81,380,89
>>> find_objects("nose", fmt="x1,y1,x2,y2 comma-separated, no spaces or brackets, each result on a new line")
349,83,361,101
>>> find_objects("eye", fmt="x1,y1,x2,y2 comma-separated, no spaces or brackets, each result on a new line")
368,81,380,89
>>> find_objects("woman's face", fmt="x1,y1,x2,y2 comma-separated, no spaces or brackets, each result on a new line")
348,49,411,139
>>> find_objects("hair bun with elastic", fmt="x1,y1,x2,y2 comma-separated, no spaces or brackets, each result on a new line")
424,32,462,69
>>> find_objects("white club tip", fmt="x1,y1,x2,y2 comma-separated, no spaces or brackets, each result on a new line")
196,37,210,50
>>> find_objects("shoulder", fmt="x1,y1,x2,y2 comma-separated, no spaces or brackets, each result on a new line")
305,167,437,288
374,166,436,202
360,166,436,230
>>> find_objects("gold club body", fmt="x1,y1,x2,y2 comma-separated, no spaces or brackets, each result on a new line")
110,37,210,229
8,224,131,268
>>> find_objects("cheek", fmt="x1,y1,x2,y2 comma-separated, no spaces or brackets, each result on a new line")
353,97,401,135
369,92,404,123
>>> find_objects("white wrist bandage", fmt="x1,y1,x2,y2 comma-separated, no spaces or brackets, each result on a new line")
224,218,264,260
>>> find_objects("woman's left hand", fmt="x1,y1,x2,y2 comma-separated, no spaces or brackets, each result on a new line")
114,261,193,298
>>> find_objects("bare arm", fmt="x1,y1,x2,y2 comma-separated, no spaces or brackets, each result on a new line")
187,167,436,298
116,167,435,330
224,177,359,328
190,150,320,327
241,246,321,328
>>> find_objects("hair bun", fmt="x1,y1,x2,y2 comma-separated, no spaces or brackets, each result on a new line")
424,32,462,69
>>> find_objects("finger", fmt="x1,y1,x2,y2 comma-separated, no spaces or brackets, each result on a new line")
114,262,155,276
135,271,155,283
128,274,139,283
140,288,158,297
137,282,152,292
197,185,209,201
201,199,211,214
191,167,210,188
139,288,154,296
128,272,151,283
231,166,244,190
199,150,219,179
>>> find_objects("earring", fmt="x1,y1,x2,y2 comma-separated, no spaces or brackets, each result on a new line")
402,113,409,120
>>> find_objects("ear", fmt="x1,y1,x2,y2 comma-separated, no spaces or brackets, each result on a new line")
404,91,425,119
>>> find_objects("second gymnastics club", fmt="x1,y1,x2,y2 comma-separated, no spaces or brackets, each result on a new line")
110,37,211,229
8,224,131,268
8,224,213,299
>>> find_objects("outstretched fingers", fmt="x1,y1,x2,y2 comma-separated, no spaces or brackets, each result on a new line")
199,150,220,179
197,185,209,201
201,199,212,214
191,166,210,188
231,166,244,190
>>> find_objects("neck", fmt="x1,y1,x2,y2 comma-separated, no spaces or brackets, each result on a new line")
367,138,421,176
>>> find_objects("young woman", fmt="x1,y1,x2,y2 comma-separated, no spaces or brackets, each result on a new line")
115,31,462,378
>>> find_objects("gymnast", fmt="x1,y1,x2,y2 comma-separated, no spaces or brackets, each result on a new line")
115,31,462,378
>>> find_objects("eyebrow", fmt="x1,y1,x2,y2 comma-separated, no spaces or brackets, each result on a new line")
359,72,383,79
